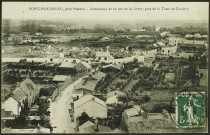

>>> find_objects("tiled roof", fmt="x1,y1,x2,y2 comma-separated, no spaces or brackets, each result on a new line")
80,62,91,69
96,51,111,57
18,78,36,96
75,80,97,92
12,87,27,102
124,108,139,117
60,62,76,68
53,75,68,82
72,89,83,94
106,95,118,104
157,42,165,47
92,71,106,80
74,95,107,109
98,125,112,133
79,121,94,129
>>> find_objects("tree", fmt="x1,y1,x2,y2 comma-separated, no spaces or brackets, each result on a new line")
142,95,150,103
76,112,92,126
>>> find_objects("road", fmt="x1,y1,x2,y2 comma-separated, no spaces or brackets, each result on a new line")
50,77,83,133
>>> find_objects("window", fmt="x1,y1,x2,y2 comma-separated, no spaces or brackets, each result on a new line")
104,57,107,60
163,50,164,53
99,57,101,60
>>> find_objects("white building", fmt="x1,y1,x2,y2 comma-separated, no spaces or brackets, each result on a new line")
35,32,42,36
74,95,107,121
2,97,21,116
194,33,202,38
161,46,177,56
160,31,170,37
96,51,114,62
59,52,65,58
168,37,180,46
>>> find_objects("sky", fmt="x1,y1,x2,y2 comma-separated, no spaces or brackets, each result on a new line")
2,2,209,22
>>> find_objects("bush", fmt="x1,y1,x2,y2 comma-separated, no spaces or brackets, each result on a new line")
151,103,175,113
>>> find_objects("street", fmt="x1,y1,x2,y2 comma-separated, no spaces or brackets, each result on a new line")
50,77,83,133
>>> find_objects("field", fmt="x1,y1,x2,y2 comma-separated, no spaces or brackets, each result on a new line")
140,89,175,112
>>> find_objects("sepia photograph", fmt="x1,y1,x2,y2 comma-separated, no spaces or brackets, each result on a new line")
1,1,209,134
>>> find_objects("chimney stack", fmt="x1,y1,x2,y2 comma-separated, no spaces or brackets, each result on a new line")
92,97,95,101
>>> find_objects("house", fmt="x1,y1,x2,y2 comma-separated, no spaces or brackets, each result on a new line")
91,71,106,81
53,75,68,84
74,95,107,121
122,107,176,133
35,32,42,36
102,64,123,70
79,120,112,133
185,34,194,39
32,39,40,44
155,26,161,32
181,39,205,45
100,37,111,41
47,39,59,43
106,95,122,104
160,31,170,37
156,41,166,47
71,47,80,51
168,37,180,46
58,62,77,74
96,51,114,62
73,80,97,99
202,35,208,39
79,121,95,133
85,47,91,52
74,62,91,72
84,71,106,82
135,35,152,38
161,46,177,56
144,49,157,58
107,90,126,98
59,52,64,58
20,32,30,36
194,33,202,38
12,78,37,107
178,52,195,59
143,57,155,67
2,97,21,116
165,73,175,82
135,55,145,62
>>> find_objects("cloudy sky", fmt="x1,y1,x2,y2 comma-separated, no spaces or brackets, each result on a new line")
2,2,209,21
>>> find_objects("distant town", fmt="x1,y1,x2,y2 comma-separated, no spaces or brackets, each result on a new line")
1,19,208,133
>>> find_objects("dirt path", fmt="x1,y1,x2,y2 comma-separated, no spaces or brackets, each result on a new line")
50,78,83,133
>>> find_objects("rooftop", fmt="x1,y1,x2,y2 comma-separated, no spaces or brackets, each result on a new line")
53,75,68,82
60,62,76,68
74,95,107,109
79,121,94,129
96,51,111,57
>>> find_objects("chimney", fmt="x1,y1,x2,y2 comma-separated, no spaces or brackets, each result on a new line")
89,74,92,78
92,97,95,101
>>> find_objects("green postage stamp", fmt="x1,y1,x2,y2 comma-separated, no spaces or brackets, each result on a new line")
176,92,206,128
